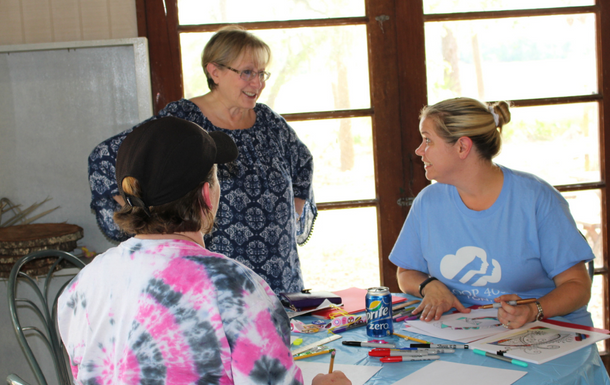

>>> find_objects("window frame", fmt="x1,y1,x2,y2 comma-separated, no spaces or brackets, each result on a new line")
137,0,610,366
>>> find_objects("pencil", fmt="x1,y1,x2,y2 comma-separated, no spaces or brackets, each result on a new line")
328,350,336,373
393,333,430,344
293,349,333,360
479,298,537,309
392,300,420,311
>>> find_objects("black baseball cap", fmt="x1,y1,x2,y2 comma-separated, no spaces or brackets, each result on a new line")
116,116,238,208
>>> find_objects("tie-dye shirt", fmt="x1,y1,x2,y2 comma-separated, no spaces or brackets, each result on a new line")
57,238,304,385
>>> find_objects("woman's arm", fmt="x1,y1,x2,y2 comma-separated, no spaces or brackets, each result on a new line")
497,261,591,328
397,267,470,321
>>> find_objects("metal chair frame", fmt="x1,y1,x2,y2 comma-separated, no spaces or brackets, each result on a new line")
7,250,86,385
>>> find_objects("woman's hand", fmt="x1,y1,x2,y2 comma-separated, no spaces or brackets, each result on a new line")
294,198,305,216
396,267,470,321
412,280,471,322
494,294,536,329
496,262,591,329
312,371,352,385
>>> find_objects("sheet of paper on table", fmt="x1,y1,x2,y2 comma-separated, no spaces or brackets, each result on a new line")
470,319,610,364
392,361,527,385
402,308,508,343
295,362,381,385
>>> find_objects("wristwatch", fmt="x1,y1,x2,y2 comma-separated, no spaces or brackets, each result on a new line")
419,276,438,297
535,301,544,321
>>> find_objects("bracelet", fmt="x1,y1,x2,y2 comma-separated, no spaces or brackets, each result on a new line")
535,301,544,321
419,276,438,297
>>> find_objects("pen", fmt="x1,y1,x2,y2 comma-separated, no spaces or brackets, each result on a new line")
380,355,440,363
293,349,334,360
394,313,416,322
479,298,537,309
473,349,528,367
343,341,397,348
369,348,454,356
411,343,469,349
393,333,429,344
328,350,335,373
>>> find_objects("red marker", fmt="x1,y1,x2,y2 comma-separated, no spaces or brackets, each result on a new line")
369,348,452,357
380,355,440,363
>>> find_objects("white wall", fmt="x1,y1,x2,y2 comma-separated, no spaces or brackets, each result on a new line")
0,1,145,377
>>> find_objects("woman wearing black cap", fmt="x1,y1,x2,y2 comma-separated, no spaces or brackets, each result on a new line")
88,25,316,296
59,117,348,385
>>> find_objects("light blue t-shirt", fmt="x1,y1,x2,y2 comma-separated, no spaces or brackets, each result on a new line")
389,165,593,326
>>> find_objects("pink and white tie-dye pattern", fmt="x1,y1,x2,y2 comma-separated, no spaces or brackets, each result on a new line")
57,238,303,385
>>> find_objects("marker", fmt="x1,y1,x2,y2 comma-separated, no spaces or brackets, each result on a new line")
392,307,415,319
369,348,454,357
411,344,469,349
380,355,440,363
393,333,429,344
479,298,537,309
473,349,528,367
342,341,397,348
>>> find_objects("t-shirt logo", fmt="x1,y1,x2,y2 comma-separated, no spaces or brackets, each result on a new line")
440,246,501,286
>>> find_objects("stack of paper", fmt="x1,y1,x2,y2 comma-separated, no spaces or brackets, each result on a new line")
402,308,509,343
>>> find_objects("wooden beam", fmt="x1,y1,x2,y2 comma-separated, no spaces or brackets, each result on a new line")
136,0,183,114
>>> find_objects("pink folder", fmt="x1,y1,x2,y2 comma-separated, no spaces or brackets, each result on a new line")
311,287,407,319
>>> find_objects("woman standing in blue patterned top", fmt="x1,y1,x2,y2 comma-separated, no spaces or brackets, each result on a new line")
88,26,317,295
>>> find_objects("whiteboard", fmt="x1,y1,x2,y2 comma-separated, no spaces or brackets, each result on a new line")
0,38,153,254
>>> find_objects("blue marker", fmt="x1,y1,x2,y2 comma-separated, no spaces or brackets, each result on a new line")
473,349,528,367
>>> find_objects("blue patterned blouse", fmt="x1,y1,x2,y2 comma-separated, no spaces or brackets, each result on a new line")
88,99,317,294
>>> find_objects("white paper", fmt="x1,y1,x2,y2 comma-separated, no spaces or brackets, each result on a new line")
295,362,382,385
392,361,527,385
403,308,508,343
470,320,610,364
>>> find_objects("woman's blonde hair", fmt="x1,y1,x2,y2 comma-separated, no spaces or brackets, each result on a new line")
202,25,271,91
114,166,217,235
420,97,511,161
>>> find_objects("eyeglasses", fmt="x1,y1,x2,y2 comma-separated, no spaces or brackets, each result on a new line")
218,64,271,82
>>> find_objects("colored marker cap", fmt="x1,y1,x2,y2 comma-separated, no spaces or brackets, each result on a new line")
380,356,406,363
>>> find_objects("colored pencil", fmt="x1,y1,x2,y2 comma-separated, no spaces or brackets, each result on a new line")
293,349,333,360
479,298,537,309
394,333,429,344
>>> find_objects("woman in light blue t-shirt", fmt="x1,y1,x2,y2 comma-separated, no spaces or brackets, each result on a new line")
389,97,593,328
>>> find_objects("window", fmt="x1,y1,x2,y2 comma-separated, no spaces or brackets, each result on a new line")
138,0,610,364
421,0,609,354
138,0,408,291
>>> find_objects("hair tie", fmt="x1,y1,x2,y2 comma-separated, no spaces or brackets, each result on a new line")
488,106,500,127
125,195,152,217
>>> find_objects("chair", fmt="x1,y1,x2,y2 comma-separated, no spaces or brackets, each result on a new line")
6,250,86,385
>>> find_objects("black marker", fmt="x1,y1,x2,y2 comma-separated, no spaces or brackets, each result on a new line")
410,343,469,349
343,341,397,348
